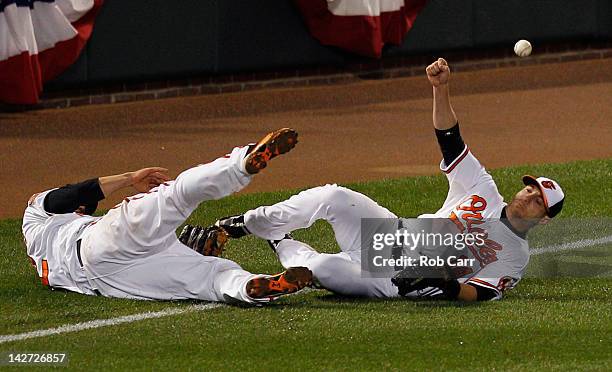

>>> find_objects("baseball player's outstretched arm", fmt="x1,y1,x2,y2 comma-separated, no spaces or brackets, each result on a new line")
426,58,457,130
99,167,170,197
426,58,465,166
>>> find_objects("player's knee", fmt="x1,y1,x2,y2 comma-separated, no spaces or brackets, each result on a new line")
317,184,353,207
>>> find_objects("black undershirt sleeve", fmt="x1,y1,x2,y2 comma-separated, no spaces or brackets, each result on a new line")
43,178,105,215
467,283,498,301
434,122,465,166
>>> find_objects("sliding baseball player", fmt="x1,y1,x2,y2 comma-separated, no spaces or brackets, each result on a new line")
211,58,565,301
22,128,312,304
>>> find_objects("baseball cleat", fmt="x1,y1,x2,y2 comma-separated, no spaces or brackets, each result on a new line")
178,225,228,257
244,128,298,174
246,267,313,300
214,215,251,239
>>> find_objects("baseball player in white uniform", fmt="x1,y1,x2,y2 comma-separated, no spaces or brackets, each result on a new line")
212,58,566,301
22,128,313,304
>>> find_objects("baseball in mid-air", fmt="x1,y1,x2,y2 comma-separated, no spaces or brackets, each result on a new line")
514,39,532,57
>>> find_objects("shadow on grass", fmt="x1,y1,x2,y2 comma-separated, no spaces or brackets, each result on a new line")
310,292,485,309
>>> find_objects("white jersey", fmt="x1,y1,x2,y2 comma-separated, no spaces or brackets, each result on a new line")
417,145,530,300
22,190,100,294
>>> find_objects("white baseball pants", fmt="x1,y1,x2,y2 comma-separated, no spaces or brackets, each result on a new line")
80,146,263,304
244,184,401,298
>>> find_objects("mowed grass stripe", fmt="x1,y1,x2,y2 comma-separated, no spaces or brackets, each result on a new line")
530,235,612,255
0,303,223,345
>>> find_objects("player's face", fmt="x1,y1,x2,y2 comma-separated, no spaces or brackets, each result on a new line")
511,185,547,221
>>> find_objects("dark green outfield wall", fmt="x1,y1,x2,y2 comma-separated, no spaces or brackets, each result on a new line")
52,0,611,86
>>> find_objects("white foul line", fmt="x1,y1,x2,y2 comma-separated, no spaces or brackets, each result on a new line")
1,236,611,345
0,303,223,345
530,235,612,256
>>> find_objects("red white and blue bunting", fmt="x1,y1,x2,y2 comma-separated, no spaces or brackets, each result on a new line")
295,0,428,58
0,0,103,104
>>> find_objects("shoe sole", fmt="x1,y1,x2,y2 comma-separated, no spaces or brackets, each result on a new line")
246,267,313,300
244,128,298,174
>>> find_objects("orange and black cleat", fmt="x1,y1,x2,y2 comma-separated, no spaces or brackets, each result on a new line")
246,267,313,301
244,128,298,174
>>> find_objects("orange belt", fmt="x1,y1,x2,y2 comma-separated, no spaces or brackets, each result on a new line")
41,260,49,286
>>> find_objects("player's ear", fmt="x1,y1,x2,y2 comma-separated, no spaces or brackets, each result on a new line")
538,216,551,225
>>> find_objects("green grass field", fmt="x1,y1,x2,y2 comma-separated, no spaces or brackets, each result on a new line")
1,159,611,371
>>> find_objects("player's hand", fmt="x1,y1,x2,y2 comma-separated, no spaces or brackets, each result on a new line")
130,167,171,193
426,58,450,87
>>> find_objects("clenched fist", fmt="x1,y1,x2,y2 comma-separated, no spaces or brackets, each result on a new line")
426,58,450,87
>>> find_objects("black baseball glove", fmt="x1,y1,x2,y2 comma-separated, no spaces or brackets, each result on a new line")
179,225,228,257
391,258,455,297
